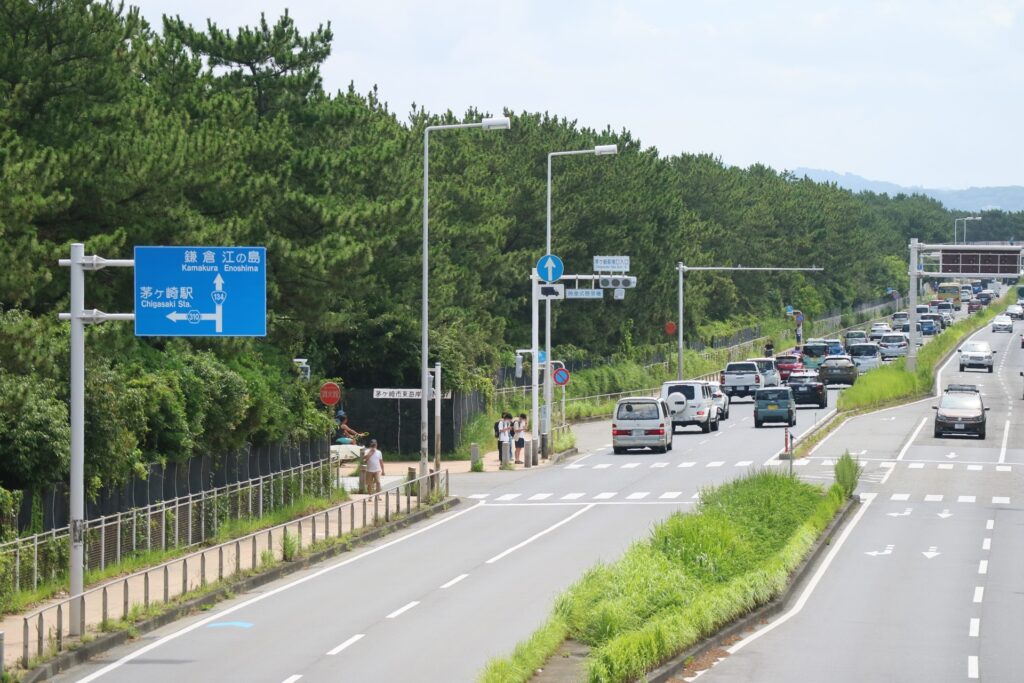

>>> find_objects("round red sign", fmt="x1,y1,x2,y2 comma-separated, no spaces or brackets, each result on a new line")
319,382,341,406
664,321,677,335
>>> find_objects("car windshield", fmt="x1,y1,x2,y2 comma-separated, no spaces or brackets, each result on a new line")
961,342,991,353
880,335,905,344
665,385,696,400
788,375,817,385
756,389,789,401
727,363,757,372
822,358,852,367
754,360,775,372
939,394,982,411
802,343,828,358
616,402,660,420
848,345,878,356
846,332,866,339
776,355,799,364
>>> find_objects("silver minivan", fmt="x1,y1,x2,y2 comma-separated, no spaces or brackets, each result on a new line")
848,342,882,371
612,397,673,454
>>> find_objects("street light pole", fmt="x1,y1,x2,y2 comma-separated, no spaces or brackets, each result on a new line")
954,216,982,244
541,144,617,456
675,265,824,382
421,116,510,478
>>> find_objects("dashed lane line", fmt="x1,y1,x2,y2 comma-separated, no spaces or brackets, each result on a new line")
485,504,594,564
327,634,365,655
385,601,420,619
440,574,468,589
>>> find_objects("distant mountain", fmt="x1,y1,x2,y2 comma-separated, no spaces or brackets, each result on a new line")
793,168,1024,212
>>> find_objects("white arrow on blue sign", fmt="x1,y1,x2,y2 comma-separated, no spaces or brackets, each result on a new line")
537,254,564,283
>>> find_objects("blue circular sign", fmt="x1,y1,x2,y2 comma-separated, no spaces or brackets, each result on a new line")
537,254,564,283
552,367,570,386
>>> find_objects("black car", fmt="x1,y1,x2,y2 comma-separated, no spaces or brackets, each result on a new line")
787,371,827,408
933,389,988,438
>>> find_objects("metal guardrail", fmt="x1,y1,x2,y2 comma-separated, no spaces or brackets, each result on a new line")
17,470,448,669
1,458,336,600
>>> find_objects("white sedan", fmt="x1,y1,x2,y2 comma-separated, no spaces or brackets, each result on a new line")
992,314,1014,333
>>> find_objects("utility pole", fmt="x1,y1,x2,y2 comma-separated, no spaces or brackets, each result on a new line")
907,238,920,372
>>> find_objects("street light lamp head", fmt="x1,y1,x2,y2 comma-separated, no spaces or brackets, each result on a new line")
594,144,618,155
969,216,982,221
480,116,511,130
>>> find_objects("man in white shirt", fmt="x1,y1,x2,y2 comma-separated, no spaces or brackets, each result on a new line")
363,439,384,494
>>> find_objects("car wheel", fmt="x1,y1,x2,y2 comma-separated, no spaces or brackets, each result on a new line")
988,366,994,374
653,444,667,454
613,447,626,455
934,428,942,438
959,364,965,372
701,419,712,433
711,417,720,432
754,418,762,428
819,399,827,409
790,414,797,427
979,428,986,439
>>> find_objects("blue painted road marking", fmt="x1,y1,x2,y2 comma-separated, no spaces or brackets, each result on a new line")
206,621,254,629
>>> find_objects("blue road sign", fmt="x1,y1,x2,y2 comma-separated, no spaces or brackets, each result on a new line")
785,304,794,315
537,254,564,283
538,350,547,363
134,246,267,337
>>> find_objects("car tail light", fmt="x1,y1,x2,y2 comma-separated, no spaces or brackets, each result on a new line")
696,410,705,416
612,429,631,436
719,373,725,384
755,375,761,384
644,428,665,436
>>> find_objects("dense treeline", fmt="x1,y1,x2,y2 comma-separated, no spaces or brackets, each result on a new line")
3,0,1023,496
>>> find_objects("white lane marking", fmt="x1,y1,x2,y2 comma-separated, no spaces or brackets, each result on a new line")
468,494,489,499
891,493,911,501
974,587,985,603
735,460,753,467
982,538,991,551
729,424,737,429
626,492,650,500
969,618,980,638
978,560,988,574
999,419,1010,463
621,463,640,469
282,676,303,683
968,655,979,679
678,462,696,468
486,504,594,564
528,493,552,501
967,465,983,471
659,491,682,499
651,462,669,468
440,574,468,589
925,494,944,502
73,501,486,682
996,465,1011,472
699,439,710,445
566,464,583,469
937,464,953,470
496,493,521,501
820,459,835,467
880,462,895,469
706,461,725,468
742,417,750,421
386,601,420,619
793,459,810,467
958,496,976,503
727,493,877,655
561,492,585,500
327,634,365,655
987,519,995,530
594,492,617,500
897,417,929,461
908,463,925,469
594,463,612,469
993,496,1010,504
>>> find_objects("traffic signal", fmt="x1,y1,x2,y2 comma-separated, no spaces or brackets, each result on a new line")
598,275,636,288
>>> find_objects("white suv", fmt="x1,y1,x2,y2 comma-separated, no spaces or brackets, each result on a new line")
661,381,720,433
748,358,782,387
958,341,995,373
992,314,1014,333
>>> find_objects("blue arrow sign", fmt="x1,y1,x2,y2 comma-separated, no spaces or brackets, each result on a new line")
785,304,794,315
537,254,564,283
134,246,267,337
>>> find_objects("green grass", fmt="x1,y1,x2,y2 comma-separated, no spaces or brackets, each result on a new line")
838,290,1014,411
479,471,846,683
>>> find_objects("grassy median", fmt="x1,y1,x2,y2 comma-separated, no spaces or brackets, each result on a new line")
479,470,847,683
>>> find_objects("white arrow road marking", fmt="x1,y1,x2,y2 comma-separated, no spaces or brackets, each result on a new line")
866,544,894,557
887,508,912,517
937,509,953,519
945,451,958,459
922,546,940,559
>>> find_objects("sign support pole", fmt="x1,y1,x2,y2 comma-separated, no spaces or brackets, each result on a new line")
530,269,540,459
433,363,442,473
68,243,85,635
677,263,685,381
907,238,920,372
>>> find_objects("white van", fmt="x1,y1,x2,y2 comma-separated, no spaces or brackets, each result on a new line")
847,342,882,371
611,397,673,454
660,381,721,433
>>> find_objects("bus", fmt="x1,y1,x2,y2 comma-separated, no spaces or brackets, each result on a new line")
936,282,962,309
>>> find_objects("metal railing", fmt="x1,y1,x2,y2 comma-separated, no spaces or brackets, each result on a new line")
17,470,449,669
1,457,335,601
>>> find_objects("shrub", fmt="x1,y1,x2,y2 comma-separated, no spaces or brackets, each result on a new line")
834,452,862,498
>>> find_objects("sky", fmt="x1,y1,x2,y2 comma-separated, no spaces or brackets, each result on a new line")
130,0,1024,189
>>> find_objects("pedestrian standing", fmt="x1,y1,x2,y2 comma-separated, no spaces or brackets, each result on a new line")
363,439,384,494
497,412,513,464
513,413,528,464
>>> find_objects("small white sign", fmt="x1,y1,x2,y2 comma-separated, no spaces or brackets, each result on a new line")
566,288,604,300
593,255,630,272
373,388,422,399
539,283,565,300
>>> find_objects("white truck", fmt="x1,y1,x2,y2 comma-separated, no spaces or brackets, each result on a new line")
721,361,765,400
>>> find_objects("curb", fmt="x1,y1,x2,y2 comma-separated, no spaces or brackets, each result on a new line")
21,497,461,683
644,496,859,683
549,447,578,465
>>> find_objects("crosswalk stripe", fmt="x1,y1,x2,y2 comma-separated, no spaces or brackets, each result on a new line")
735,460,753,467
468,494,489,499
621,463,640,469
938,464,953,470
967,465,983,471
659,491,682,499
793,460,810,467
706,461,724,468
651,462,669,468
626,492,650,500
993,497,1010,504
879,462,895,469
891,493,910,501
528,493,552,501
594,463,612,469
957,495,976,503
925,494,944,502
996,465,1012,472
594,492,617,500
678,462,696,468
821,459,834,467
496,493,521,501
908,463,925,469
566,464,583,469
561,492,585,500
